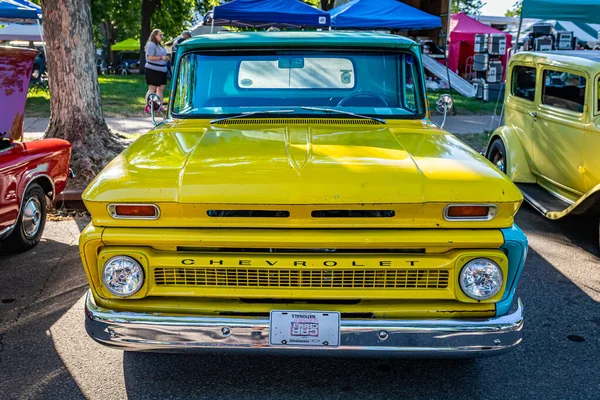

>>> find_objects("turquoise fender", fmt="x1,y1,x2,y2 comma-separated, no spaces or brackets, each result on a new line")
496,225,528,316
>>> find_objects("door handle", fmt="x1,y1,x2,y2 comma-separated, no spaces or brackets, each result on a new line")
529,111,537,118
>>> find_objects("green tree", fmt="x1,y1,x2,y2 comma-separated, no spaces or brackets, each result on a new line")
451,0,486,15
196,0,220,14
505,1,522,17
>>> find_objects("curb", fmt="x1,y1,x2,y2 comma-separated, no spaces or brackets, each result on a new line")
53,189,87,211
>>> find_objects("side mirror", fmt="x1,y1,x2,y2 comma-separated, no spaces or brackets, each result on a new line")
435,94,454,129
147,93,162,126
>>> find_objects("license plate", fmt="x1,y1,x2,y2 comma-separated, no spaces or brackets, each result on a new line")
269,310,340,347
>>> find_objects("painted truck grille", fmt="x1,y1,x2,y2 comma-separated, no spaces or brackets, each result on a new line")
154,268,450,289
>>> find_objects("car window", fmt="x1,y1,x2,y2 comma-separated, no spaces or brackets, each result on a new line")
172,50,425,118
542,69,586,113
597,76,600,114
511,66,536,101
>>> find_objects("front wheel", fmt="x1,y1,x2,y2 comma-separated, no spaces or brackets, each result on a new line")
1,183,47,253
487,138,507,174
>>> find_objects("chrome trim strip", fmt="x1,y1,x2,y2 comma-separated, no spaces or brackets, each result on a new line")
0,223,16,240
84,291,524,357
443,204,498,222
107,204,160,220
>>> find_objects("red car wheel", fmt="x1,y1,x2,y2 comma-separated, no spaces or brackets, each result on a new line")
1,183,47,253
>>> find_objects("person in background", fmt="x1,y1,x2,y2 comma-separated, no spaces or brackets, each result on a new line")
144,29,169,113
172,30,192,56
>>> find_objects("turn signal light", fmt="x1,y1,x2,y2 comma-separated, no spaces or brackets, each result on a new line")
108,204,160,219
444,205,497,221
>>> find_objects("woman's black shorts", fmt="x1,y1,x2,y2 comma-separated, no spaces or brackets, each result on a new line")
146,68,167,86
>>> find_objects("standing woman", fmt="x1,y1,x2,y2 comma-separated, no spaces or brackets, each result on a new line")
144,29,169,113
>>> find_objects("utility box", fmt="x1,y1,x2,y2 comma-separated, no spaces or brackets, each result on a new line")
473,53,489,72
534,37,553,51
555,31,574,50
488,34,507,55
475,34,489,53
533,23,553,36
486,60,503,83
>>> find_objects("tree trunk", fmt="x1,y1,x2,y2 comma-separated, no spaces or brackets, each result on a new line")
320,0,336,11
140,0,161,74
41,0,122,185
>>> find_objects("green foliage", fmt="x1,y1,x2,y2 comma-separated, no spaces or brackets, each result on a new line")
505,1,523,17
451,0,486,15
195,0,221,15
152,0,195,40
91,0,195,46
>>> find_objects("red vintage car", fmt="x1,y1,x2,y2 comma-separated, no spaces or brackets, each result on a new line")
0,46,71,252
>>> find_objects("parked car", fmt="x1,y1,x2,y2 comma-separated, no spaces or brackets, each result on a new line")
81,32,528,357
113,51,140,75
486,51,600,247
0,46,72,252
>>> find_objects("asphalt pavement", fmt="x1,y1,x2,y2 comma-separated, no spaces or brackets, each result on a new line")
0,206,598,400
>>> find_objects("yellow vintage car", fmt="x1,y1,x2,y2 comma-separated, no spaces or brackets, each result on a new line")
80,32,527,357
486,51,600,247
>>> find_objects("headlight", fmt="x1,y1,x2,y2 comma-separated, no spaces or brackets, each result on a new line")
102,256,144,297
459,258,503,300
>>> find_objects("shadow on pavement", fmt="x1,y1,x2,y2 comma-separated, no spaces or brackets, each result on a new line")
519,202,599,257
123,352,480,399
0,223,88,399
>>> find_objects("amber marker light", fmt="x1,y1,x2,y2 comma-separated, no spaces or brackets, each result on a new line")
444,205,497,221
107,204,160,220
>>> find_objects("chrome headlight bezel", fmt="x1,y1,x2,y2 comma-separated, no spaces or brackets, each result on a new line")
102,255,145,297
459,258,503,300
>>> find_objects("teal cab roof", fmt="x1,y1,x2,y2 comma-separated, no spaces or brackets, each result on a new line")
178,31,418,52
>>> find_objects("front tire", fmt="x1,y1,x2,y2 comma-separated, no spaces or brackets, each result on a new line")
1,183,47,253
487,138,507,174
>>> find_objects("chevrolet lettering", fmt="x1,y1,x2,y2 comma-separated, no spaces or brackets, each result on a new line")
80,32,527,357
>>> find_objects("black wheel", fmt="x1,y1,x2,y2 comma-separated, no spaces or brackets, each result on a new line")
1,183,47,253
487,138,507,174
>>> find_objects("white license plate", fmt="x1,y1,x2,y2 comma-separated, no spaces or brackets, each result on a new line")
269,310,340,347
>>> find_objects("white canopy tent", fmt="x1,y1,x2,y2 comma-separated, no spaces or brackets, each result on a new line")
0,22,42,41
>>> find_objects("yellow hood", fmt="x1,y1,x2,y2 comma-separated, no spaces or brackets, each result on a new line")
84,119,522,206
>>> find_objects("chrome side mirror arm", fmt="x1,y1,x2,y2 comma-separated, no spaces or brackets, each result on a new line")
435,94,454,130
147,93,161,127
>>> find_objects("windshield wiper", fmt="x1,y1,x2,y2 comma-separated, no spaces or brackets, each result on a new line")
210,109,295,124
301,106,386,124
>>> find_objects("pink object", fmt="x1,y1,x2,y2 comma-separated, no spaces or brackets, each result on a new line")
0,46,36,141
448,13,513,80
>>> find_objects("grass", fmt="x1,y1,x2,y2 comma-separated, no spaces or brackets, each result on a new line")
427,90,500,116
26,74,170,118
454,132,492,153
26,75,497,118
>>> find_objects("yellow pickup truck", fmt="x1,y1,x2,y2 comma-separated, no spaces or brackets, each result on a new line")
80,32,527,357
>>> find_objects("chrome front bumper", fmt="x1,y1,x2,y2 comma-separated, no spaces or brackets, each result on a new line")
85,291,524,357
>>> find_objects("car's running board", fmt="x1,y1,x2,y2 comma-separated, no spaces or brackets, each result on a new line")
516,183,572,217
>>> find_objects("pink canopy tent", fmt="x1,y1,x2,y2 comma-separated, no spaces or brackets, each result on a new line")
448,13,512,79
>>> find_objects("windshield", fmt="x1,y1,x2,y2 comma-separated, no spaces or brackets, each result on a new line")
172,50,425,119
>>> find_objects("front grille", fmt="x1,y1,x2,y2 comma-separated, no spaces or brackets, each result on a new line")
154,268,449,289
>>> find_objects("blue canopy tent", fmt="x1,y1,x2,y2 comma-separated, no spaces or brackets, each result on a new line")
0,0,39,22
329,0,442,31
204,0,330,29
